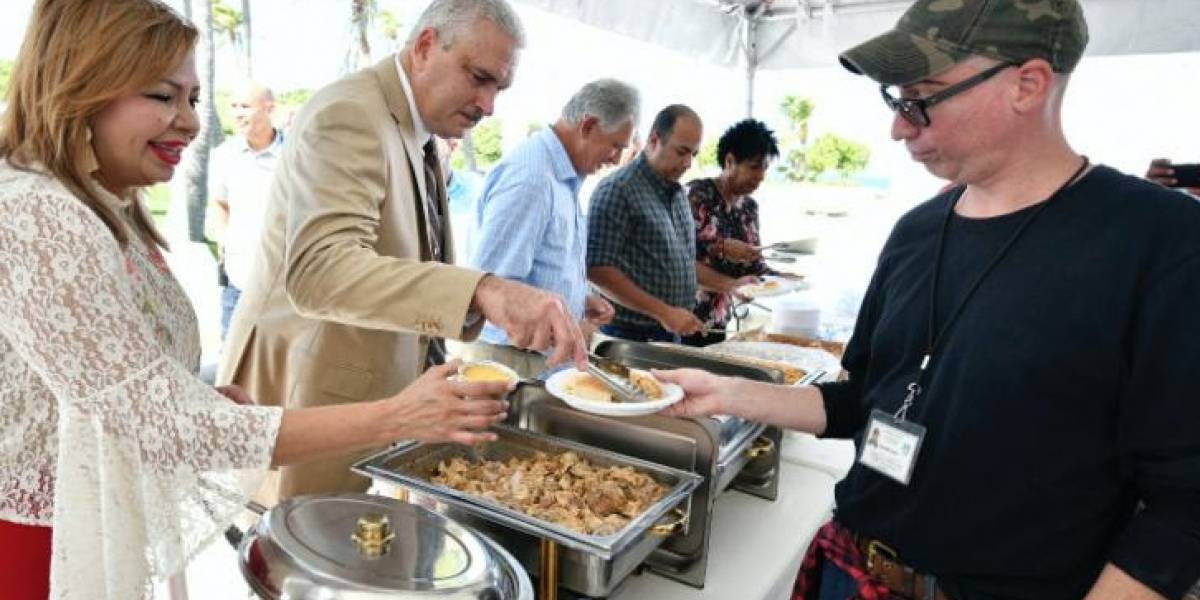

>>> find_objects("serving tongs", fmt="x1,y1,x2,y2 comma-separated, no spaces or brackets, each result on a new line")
585,352,652,404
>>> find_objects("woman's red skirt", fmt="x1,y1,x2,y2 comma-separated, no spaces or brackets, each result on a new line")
0,519,51,599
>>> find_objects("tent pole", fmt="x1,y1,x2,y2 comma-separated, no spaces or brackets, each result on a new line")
744,13,758,118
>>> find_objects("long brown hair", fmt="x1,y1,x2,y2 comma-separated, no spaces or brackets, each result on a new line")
0,0,198,248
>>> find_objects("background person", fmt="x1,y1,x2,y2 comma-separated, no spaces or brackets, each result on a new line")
435,135,485,262
587,104,705,342
1145,157,1200,196
465,78,638,376
685,118,782,346
207,81,282,338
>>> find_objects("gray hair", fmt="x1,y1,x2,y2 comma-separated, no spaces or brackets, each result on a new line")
404,0,526,50
560,79,641,133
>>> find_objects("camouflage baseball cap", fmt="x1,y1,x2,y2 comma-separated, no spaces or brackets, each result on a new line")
839,0,1089,86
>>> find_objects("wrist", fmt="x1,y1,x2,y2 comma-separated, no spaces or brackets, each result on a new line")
711,376,741,416
729,378,769,421
651,300,676,323
367,398,408,445
470,273,500,312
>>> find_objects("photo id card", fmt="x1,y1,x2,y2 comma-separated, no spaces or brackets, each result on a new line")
858,409,927,485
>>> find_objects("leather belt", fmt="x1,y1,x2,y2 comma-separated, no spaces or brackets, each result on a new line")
856,536,949,600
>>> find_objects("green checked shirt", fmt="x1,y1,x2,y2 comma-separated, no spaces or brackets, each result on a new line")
587,154,697,330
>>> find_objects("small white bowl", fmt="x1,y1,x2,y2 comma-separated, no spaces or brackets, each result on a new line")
456,360,520,384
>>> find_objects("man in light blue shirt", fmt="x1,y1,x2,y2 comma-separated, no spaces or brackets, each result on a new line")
465,79,640,376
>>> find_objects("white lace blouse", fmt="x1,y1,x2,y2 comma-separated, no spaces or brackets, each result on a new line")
0,161,283,599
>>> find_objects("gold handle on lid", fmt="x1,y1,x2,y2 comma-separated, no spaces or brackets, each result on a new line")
352,513,395,557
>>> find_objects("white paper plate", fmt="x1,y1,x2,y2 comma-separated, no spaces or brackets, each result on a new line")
736,275,797,299
544,368,684,417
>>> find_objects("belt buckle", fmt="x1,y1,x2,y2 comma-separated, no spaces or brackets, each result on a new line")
866,538,898,571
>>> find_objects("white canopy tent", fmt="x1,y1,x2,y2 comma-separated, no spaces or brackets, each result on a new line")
512,0,1200,117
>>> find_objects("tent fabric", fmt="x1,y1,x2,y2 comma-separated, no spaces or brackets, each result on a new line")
513,0,1200,71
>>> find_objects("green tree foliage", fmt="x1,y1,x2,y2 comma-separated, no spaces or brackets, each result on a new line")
377,9,402,42
277,88,314,111
696,138,720,171
784,147,808,182
780,95,814,145
212,0,244,47
779,95,815,181
803,133,871,181
472,118,504,167
0,58,13,101
215,89,235,138
778,95,869,182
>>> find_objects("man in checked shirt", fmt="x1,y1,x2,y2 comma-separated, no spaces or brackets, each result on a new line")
587,104,706,343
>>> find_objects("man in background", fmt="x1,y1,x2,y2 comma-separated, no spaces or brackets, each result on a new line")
466,79,638,376
587,104,705,342
208,82,282,338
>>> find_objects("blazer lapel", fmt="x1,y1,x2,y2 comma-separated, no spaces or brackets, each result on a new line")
373,55,449,261
372,56,429,208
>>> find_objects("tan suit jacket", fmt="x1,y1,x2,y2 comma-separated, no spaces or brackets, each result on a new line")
217,57,485,500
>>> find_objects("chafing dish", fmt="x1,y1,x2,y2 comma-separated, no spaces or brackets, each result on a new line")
353,425,702,597
512,339,811,589
237,493,532,599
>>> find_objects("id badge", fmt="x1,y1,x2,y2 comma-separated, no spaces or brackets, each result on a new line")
858,409,927,485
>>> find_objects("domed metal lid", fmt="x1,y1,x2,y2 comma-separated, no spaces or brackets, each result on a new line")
241,494,524,599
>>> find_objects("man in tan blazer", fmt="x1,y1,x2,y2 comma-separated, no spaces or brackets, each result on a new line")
218,0,587,501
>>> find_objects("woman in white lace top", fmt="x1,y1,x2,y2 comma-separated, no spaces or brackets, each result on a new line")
0,2,511,598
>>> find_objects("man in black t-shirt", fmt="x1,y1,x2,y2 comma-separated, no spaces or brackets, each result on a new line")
655,1,1200,598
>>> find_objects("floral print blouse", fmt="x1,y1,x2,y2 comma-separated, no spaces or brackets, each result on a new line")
687,177,774,327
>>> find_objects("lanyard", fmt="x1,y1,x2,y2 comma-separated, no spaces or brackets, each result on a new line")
893,158,1090,421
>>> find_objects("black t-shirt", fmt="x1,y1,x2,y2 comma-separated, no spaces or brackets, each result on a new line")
818,166,1200,599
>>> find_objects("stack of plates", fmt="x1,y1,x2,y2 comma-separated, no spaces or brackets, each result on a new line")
766,294,821,338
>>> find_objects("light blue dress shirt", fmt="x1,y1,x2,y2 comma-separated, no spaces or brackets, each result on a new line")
471,128,588,346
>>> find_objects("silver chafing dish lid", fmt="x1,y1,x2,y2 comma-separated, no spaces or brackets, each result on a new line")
239,493,530,599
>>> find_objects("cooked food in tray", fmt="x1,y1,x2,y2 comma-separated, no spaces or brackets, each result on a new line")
725,355,807,384
673,348,807,385
431,450,669,536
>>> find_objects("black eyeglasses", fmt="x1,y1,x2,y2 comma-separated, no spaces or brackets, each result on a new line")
880,62,1016,127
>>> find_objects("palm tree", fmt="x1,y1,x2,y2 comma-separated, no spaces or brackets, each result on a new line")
347,0,377,71
182,0,223,242
241,0,253,77
377,9,401,43
212,0,248,77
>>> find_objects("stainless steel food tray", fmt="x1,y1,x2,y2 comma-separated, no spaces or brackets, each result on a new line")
513,339,796,590
352,425,701,559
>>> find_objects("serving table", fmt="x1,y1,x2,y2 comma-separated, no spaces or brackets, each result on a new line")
611,438,854,600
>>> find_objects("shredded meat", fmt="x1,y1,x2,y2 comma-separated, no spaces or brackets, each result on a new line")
430,451,668,536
